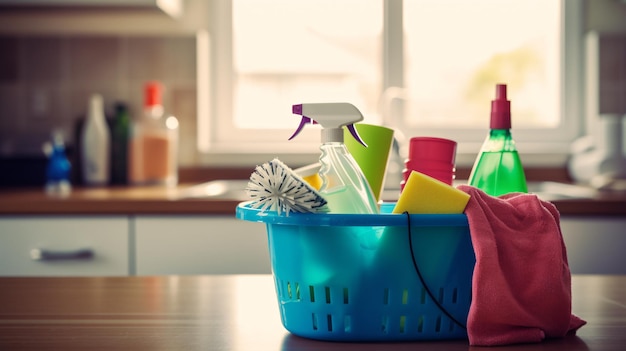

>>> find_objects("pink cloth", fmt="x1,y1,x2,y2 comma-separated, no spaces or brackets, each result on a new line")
457,185,586,346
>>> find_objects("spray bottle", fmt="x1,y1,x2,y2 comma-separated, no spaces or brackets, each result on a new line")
468,84,528,196
291,103,379,214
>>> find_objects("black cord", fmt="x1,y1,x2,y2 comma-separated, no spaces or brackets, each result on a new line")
404,211,467,330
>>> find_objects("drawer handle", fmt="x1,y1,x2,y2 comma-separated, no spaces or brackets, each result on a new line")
30,248,94,261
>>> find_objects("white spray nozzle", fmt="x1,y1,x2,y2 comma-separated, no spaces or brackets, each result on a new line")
290,102,366,146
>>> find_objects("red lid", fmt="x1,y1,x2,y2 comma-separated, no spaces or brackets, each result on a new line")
407,136,457,164
490,84,511,129
144,81,163,107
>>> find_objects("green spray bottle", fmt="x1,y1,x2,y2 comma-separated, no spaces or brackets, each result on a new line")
468,84,528,196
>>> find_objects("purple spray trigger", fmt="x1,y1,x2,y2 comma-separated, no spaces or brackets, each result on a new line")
347,124,367,147
288,116,316,140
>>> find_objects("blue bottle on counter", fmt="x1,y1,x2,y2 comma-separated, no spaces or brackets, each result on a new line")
44,131,72,196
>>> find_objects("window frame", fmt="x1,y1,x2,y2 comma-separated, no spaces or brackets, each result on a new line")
199,0,585,167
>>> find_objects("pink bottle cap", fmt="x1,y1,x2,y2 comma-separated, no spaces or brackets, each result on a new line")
490,84,511,130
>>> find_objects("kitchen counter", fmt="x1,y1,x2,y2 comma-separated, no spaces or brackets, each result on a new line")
0,185,241,215
1,182,625,216
0,274,624,350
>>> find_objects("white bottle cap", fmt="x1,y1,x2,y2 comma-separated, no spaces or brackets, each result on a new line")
322,128,344,143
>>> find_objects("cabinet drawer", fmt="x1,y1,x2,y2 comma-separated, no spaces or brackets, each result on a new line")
561,216,626,274
135,216,270,275
0,216,129,276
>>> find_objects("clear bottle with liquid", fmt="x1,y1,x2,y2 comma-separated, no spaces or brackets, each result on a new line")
319,140,379,214
291,103,379,214
468,84,528,196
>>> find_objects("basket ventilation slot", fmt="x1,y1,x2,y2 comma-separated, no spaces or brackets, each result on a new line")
292,285,349,305
383,288,422,305
392,314,457,334
383,315,447,334
311,313,352,332
377,286,463,334
282,283,465,335
286,281,301,301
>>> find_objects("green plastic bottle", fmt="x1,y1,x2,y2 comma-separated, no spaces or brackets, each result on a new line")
468,84,528,196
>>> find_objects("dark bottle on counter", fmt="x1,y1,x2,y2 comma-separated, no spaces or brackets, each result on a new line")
111,103,130,185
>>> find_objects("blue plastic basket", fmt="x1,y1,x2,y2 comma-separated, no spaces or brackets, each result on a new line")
236,202,475,342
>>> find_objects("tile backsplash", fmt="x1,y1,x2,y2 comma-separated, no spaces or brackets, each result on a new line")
0,34,197,165
597,34,626,115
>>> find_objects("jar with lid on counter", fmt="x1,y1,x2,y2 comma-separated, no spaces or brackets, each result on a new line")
128,82,179,186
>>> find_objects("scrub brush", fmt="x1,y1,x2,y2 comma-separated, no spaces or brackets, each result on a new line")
246,158,328,215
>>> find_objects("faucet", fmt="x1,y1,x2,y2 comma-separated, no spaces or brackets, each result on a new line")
378,86,410,191
568,113,626,192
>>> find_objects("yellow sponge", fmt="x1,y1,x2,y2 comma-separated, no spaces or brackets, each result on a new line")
294,163,322,190
393,171,470,214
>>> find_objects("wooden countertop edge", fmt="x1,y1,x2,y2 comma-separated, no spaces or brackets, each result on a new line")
0,196,240,216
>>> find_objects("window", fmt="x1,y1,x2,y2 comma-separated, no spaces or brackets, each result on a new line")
201,0,584,166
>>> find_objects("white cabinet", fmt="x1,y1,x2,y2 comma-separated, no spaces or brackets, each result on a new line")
1,213,623,276
132,215,626,275
0,216,129,276
560,216,626,275
134,215,271,275
0,214,271,276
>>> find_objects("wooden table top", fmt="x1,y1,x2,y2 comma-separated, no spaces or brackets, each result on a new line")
0,274,624,350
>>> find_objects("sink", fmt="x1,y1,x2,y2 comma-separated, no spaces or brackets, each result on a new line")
526,181,596,201
178,179,250,201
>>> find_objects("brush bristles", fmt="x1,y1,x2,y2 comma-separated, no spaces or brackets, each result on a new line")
246,158,328,215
